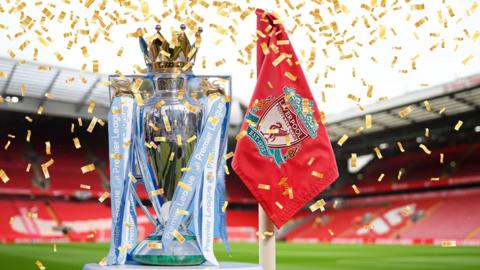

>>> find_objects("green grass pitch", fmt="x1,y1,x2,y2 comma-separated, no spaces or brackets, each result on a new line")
0,242,479,270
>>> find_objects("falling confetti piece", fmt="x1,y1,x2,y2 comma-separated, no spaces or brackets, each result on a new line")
454,120,463,131
309,199,326,212
337,134,349,146
81,163,96,174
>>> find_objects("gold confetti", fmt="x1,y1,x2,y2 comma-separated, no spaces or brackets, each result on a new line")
80,184,91,190
430,177,440,181
98,257,107,266
81,163,96,174
411,4,425,10
85,0,96,8
180,167,191,172
87,117,98,133
223,152,234,160
352,184,360,194
378,173,385,182
176,134,182,145
176,209,189,216
111,154,122,160
272,54,287,66
73,138,81,149
441,240,456,247
414,16,428,28
81,46,89,58
463,54,474,65
365,115,372,129
397,169,404,180
0,169,10,183
347,94,360,102
260,42,269,55
87,100,96,114
7,49,16,58
311,171,324,179
375,24,385,38
35,260,46,270
55,52,64,61
45,141,51,155
425,128,430,137
424,100,432,112
307,157,315,166
440,153,444,164
258,184,270,190
178,181,190,191
163,116,171,132
222,201,228,212
98,192,110,203
454,120,463,131
208,117,220,125
26,129,31,142
215,59,226,67
20,83,26,96
147,243,162,249
284,72,297,81
150,189,164,196
275,201,284,209
92,60,99,72
399,106,413,118
397,141,405,152
173,230,185,244
419,144,431,155
309,199,326,212
186,135,197,143
374,147,383,159
350,153,357,167
4,140,10,150
337,134,349,146
224,164,230,175
41,159,54,179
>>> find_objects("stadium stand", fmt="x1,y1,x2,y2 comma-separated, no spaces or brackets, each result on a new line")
1,58,479,246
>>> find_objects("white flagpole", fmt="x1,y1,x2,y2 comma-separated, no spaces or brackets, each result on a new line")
259,205,276,270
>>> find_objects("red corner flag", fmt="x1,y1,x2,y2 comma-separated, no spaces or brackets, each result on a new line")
232,9,339,228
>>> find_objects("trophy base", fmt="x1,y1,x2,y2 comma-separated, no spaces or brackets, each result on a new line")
132,254,205,266
131,232,205,266
83,262,263,270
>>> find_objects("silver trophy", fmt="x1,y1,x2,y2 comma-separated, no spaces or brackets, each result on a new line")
122,24,229,266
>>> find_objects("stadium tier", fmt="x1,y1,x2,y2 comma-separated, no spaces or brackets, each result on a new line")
286,188,480,245
332,143,480,196
1,64,480,248
2,188,480,244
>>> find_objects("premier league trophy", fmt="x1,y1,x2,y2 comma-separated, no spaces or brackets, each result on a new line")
100,23,231,267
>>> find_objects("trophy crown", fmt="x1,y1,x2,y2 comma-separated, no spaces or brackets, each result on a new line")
139,24,202,73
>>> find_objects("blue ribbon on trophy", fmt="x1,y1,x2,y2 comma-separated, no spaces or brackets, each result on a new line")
107,78,138,265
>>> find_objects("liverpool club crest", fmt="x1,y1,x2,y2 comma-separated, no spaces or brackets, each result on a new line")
245,87,318,167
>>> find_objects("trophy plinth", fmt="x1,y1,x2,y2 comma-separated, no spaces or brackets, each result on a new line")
83,262,263,270
132,234,204,266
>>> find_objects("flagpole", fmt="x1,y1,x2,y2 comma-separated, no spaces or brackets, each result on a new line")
259,205,275,270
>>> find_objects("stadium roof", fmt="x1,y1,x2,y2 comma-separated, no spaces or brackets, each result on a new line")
0,57,110,119
0,57,246,129
325,74,480,141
